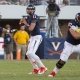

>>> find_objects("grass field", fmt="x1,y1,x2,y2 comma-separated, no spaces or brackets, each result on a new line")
0,59,80,80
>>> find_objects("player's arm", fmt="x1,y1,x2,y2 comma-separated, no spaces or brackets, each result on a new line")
69,28,80,39
28,20,36,31
19,17,36,31
28,16,38,31
68,22,80,39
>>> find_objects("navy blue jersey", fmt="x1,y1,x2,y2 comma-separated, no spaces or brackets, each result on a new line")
66,20,80,45
25,14,41,36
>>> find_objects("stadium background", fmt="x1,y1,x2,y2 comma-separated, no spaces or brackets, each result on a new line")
0,19,79,60
0,0,80,60
0,1,80,80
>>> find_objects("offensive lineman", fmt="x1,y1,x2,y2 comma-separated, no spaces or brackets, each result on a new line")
20,4,47,74
48,13,80,77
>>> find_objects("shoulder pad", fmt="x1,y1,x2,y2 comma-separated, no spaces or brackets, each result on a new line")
33,14,38,19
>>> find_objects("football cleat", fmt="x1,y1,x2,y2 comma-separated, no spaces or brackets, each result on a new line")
38,67,47,74
48,71,56,77
28,68,40,75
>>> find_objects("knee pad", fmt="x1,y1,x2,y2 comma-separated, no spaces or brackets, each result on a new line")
56,59,66,69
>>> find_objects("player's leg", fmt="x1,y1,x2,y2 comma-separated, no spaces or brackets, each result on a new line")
26,36,45,74
27,55,40,74
26,37,39,71
30,36,45,66
48,59,66,77
26,35,47,74
73,44,80,53
72,44,80,60
32,36,47,74
28,53,47,74
48,41,73,77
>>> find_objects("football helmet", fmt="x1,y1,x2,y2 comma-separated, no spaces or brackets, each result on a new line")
75,13,80,25
26,4,35,15
27,4,35,10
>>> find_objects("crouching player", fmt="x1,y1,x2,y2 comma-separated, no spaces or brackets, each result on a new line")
20,4,47,74
48,13,80,77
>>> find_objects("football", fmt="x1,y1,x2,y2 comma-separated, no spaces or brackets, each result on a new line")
75,28,80,32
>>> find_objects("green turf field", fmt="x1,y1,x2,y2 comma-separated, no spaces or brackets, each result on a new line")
0,59,80,80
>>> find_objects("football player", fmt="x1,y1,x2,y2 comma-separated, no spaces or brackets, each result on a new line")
48,13,80,77
20,4,47,74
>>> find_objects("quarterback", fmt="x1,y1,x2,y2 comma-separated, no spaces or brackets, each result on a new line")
20,4,47,74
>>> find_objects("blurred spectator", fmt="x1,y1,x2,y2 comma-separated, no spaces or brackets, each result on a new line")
35,0,42,5
0,0,71,5
13,25,29,60
0,26,3,37
41,0,48,5
19,0,28,5
63,0,69,5
46,0,60,38
15,1,20,5
29,0,36,5
0,0,11,5
3,24,13,60
55,0,69,7
29,0,42,5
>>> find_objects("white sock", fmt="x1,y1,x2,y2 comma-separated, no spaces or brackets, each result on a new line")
53,66,60,74
30,59,38,69
36,57,45,68
28,53,45,68
27,55,38,69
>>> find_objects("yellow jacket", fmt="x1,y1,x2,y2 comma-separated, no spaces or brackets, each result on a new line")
14,30,29,45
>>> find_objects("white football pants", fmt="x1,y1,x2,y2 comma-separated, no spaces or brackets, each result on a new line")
60,41,80,62
26,35,42,55
26,35,45,68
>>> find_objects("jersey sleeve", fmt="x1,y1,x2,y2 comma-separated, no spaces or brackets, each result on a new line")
31,14,39,23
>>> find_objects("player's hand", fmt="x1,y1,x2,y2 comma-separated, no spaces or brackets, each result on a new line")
19,18,26,24
19,18,29,27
